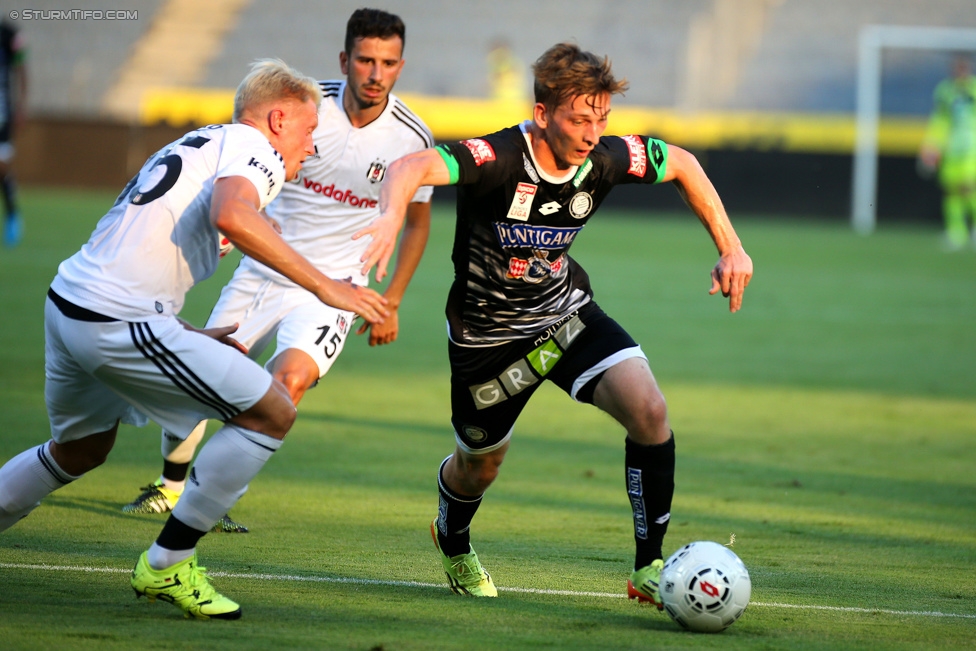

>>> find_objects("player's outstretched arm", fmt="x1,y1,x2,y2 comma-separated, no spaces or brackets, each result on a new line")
357,199,432,346
356,148,451,281
212,176,389,324
661,145,753,313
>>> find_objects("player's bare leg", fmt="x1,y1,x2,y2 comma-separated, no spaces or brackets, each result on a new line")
592,357,674,609
267,347,321,405
441,442,508,497
0,424,119,531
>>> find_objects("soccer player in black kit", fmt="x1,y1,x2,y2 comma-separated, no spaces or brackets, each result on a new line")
358,42,753,604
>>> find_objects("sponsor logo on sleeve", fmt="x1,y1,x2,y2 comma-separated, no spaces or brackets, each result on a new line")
621,135,647,178
248,156,277,195
572,158,593,187
461,138,496,166
506,182,537,222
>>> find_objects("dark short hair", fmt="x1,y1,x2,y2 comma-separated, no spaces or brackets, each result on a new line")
533,43,628,113
344,8,406,54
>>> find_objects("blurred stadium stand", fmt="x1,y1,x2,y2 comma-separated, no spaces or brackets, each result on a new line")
10,0,976,220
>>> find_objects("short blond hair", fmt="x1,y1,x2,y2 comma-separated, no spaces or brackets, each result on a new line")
233,58,320,122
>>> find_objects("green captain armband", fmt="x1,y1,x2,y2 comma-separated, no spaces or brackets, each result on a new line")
436,145,461,185
648,137,668,184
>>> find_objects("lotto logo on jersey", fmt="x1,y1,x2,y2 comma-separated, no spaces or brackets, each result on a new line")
622,135,647,178
507,183,537,221
462,139,496,166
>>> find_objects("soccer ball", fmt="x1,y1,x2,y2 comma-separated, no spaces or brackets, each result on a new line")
659,541,751,633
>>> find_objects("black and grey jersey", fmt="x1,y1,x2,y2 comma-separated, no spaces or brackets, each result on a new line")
437,121,669,345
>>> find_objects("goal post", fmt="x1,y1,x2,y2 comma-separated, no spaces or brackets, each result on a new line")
852,25,976,234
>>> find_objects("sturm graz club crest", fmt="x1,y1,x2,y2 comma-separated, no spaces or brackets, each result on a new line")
569,192,593,219
366,160,387,183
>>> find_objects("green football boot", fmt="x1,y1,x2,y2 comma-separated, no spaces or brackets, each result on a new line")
627,559,665,610
210,513,249,534
123,480,248,533
122,479,180,514
430,520,497,597
131,551,242,620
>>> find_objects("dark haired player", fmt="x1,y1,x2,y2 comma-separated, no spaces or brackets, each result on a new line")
359,42,753,604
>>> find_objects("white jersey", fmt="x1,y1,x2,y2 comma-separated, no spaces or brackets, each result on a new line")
249,79,434,287
51,124,285,320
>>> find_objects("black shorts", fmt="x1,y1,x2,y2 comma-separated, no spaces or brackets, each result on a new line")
449,301,645,453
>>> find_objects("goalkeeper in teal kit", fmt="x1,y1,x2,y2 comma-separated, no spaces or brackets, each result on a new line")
358,42,753,605
920,54,976,250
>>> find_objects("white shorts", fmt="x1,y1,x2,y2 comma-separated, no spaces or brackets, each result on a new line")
44,297,273,443
205,263,355,379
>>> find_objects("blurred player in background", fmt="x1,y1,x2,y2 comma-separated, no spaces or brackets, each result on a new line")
0,59,389,619
0,19,26,247
121,8,433,532
359,43,752,605
919,53,976,250
487,37,528,104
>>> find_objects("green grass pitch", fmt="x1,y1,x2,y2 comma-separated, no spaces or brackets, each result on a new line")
0,187,974,650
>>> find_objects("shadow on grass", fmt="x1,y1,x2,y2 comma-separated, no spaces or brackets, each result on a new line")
299,410,446,438
42,495,169,526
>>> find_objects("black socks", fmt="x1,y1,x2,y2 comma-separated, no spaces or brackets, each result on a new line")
625,432,675,569
435,456,483,558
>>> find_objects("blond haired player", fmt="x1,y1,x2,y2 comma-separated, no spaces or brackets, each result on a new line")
0,59,389,620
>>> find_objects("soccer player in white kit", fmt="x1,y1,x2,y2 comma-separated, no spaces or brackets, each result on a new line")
0,59,390,620
121,9,434,531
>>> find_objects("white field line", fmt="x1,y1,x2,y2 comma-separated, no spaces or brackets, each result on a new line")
2,562,974,621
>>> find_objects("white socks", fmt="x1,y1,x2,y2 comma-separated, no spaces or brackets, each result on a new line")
0,442,81,533
170,424,281,533
146,542,194,569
